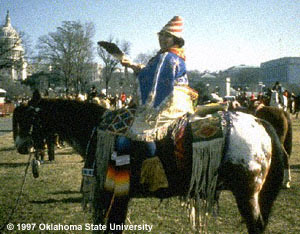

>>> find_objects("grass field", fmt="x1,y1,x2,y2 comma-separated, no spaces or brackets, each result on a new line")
0,117,300,233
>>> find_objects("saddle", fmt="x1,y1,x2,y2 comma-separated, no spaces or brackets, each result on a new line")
82,111,228,234
99,107,224,192
98,103,226,136
82,108,226,212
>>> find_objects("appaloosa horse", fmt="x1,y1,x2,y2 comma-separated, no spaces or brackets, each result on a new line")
14,91,286,234
229,102,293,189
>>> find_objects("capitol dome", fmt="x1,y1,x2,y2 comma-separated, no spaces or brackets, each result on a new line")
0,11,27,80
0,11,23,52
0,11,19,38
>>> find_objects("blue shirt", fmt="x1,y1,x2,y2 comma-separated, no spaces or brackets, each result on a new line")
137,51,188,109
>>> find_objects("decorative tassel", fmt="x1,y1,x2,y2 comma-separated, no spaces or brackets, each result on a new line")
185,137,224,232
95,130,115,191
81,175,96,212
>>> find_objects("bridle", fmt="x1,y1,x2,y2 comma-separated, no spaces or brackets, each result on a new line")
23,104,44,148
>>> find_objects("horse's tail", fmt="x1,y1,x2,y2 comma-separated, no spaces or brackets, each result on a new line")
283,111,292,157
259,120,285,225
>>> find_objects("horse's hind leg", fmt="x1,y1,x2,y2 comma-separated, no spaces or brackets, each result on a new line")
46,135,55,161
221,164,265,234
282,112,292,188
282,149,291,189
234,190,265,234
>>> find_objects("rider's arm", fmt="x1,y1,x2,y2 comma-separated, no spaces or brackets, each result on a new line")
121,58,145,74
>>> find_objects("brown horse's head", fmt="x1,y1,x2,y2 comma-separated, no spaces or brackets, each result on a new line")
13,104,34,154
13,90,43,154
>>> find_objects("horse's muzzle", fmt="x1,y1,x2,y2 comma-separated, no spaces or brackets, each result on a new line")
15,136,33,154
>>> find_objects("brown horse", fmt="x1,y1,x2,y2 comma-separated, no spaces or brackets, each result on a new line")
255,104,292,188
14,91,286,234
13,103,56,164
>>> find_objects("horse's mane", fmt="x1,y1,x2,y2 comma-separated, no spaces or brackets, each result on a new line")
39,98,107,126
35,98,108,155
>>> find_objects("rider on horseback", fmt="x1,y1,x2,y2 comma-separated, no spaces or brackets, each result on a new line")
118,16,197,192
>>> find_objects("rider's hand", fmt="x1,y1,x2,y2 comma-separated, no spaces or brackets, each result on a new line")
121,58,144,73
121,58,132,67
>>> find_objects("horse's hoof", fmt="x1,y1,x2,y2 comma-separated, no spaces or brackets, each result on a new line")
282,182,291,189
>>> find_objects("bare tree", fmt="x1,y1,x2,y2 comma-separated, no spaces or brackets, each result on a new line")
37,21,95,94
97,36,131,95
134,50,157,65
70,22,95,93
1,73,31,100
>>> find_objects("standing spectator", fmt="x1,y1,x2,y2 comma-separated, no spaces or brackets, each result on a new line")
120,92,127,106
272,81,283,93
282,90,289,111
88,86,97,101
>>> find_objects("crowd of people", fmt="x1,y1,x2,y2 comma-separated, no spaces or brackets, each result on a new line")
196,80,298,116
12,86,135,112
86,86,135,110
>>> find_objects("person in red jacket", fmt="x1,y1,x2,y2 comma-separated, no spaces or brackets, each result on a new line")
120,92,126,105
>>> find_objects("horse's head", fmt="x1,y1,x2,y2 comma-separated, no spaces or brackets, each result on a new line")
13,90,44,154
13,104,36,154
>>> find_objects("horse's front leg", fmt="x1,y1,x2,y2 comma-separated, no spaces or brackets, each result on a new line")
93,188,117,233
105,196,130,234
34,148,45,162
32,149,43,178
46,135,55,161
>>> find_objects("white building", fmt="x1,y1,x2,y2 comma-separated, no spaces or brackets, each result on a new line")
261,57,300,85
0,11,27,81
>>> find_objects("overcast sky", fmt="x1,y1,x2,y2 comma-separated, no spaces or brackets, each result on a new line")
2,0,299,71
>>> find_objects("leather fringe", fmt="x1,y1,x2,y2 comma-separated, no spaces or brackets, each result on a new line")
185,137,224,233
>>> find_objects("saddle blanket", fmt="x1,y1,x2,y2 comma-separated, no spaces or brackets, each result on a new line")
190,112,224,142
99,107,223,140
98,109,224,167
99,108,136,135
104,164,130,197
172,112,224,170
97,108,225,198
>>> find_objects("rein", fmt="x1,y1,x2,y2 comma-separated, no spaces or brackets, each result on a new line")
0,150,34,232
85,127,97,157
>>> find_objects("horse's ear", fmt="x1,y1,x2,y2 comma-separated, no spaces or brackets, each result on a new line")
31,89,41,105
